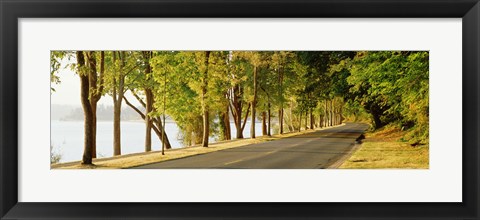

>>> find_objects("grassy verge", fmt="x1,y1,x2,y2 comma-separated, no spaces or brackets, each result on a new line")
52,124,344,169
339,125,429,169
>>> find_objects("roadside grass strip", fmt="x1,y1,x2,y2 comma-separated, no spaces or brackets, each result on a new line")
340,125,429,169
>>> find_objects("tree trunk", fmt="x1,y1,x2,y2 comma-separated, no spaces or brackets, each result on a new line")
142,51,154,152
319,115,323,128
144,89,153,152
90,103,97,158
202,51,211,147
339,104,344,124
77,51,93,165
222,104,231,140
234,110,243,139
305,110,308,130
112,51,125,156
278,65,284,134
267,102,271,136
230,84,244,139
279,108,283,134
330,100,334,126
86,51,98,159
310,110,315,129
299,112,302,132
262,111,267,136
113,101,121,156
250,66,257,139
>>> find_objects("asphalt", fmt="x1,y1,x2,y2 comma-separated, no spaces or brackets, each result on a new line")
132,122,369,169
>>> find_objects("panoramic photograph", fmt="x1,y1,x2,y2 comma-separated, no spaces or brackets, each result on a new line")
50,51,429,169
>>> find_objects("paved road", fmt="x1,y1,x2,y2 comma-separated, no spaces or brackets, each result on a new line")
133,122,369,169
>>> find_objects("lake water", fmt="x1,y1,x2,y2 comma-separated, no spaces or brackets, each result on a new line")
51,120,266,163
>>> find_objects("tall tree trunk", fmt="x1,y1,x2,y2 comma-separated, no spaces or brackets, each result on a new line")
324,100,328,127
222,104,231,140
230,84,245,139
250,65,257,139
86,51,98,159
77,51,93,165
262,111,267,136
278,66,284,134
330,99,334,126
234,110,243,139
299,112,302,132
339,104,344,124
144,89,153,152
267,102,271,136
113,102,121,156
319,115,323,128
143,51,154,152
90,103,97,158
310,110,314,129
202,51,211,147
286,106,293,132
112,51,125,156
305,110,308,130
279,108,283,134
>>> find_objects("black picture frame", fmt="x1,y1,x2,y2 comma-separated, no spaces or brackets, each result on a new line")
1,0,479,219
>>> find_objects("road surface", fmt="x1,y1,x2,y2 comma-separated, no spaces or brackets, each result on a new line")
132,122,369,169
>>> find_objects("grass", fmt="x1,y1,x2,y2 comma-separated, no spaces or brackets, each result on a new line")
339,125,429,169
52,124,343,169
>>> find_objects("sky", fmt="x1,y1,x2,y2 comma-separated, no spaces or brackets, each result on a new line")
51,56,139,107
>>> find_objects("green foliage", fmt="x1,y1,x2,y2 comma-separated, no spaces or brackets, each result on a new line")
346,51,429,144
50,51,74,92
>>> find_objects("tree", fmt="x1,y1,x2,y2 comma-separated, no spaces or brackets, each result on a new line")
108,51,140,156
85,51,105,158
227,51,252,139
201,51,211,147
76,51,93,164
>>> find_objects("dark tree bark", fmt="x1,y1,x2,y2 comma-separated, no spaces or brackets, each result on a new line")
329,100,334,126
369,104,384,129
142,51,154,152
299,112,302,132
262,111,267,136
324,100,328,127
339,104,344,124
144,89,153,152
267,102,271,136
241,104,250,135
310,110,315,129
221,104,231,140
112,51,127,156
250,65,257,139
305,110,308,130
85,51,105,159
278,66,284,134
202,51,211,147
77,51,93,165
230,85,243,139
86,51,97,159
279,108,284,134
319,115,323,128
